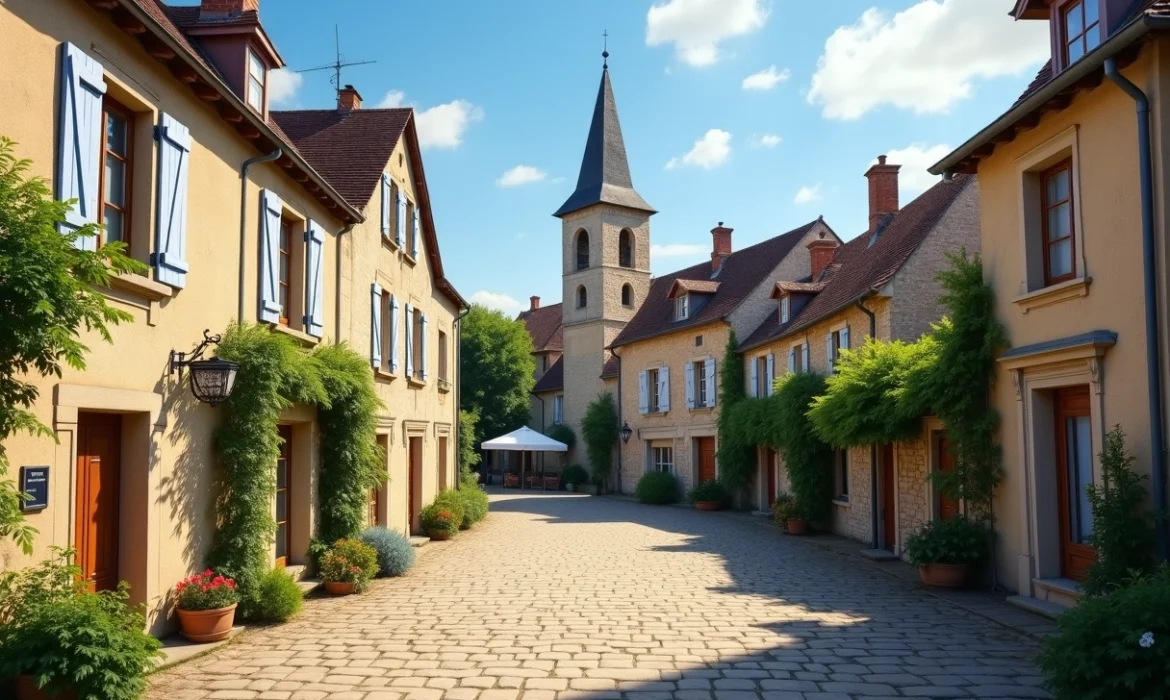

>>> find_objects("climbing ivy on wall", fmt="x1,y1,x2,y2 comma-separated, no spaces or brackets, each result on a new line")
715,330,755,493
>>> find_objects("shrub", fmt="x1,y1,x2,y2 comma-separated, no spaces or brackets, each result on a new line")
432,489,467,530
1082,426,1155,597
175,569,239,611
773,372,834,523
458,485,490,527
562,464,589,488
1038,565,1170,700
904,516,989,567
772,492,799,526
635,471,679,505
716,330,755,493
421,503,460,537
688,480,728,504
581,392,619,489
545,423,577,450
251,568,303,622
359,526,416,577
319,538,379,591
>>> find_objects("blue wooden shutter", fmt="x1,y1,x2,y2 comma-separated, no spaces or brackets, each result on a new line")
750,357,758,397
389,295,400,373
303,219,325,337
421,313,429,380
826,332,835,374
802,344,810,373
405,303,414,377
56,42,106,249
411,208,420,257
638,371,649,414
395,190,406,247
259,190,283,323
370,283,382,367
153,113,191,288
766,354,775,396
659,366,670,413
841,326,850,350
380,173,391,238
705,358,717,408
685,362,695,410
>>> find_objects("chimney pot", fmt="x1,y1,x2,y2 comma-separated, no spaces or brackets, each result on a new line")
864,155,901,234
199,0,258,18
338,84,363,112
530,296,541,311
710,222,733,272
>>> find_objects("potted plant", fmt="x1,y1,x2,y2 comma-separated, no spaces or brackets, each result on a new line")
174,569,239,643
904,515,988,587
772,492,807,534
319,539,379,595
421,504,460,541
688,480,727,511
562,464,589,493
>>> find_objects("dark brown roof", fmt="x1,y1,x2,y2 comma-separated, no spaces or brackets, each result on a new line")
517,303,564,353
601,354,619,379
773,280,826,296
164,5,260,28
611,220,823,349
270,109,411,207
740,175,975,351
532,356,564,393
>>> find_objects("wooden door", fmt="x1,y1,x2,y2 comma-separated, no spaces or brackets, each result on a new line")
369,484,381,527
881,444,896,550
1055,386,1097,580
275,425,292,566
697,437,716,483
766,450,777,506
75,413,121,592
936,435,962,521
408,436,421,533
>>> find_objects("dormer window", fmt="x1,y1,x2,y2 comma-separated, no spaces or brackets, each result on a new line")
1063,1,1100,65
675,294,689,321
780,296,790,324
247,48,266,112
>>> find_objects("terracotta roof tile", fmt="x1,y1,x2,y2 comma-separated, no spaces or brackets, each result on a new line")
533,356,564,393
163,5,259,28
517,303,564,353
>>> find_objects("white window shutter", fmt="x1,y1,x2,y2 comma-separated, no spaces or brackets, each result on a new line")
153,113,191,287
802,344,810,373
638,371,649,414
659,366,671,413
395,190,406,247
303,220,325,337
259,190,283,323
788,348,796,374
841,326,850,350
389,295,400,373
370,283,382,368
702,360,711,409
56,43,106,249
405,303,414,377
750,357,759,398
380,173,390,237
411,208,420,257
826,333,835,374
685,362,695,410
421,314,429,380
766,354,775,396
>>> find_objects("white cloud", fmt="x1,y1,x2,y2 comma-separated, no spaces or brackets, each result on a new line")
877,144,951,194
794,185,822,205
742,65,791,91
646,0,769,67
496,165,548,188
470,291,524,315
377,90,484,150
808,0,1050,120
665,129,732,170
268,68,303,106
651,243,709,259
751,133,782,149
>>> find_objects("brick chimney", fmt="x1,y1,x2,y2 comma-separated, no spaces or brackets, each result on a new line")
338,85,363,112
864,155,901,233
529,296,541,312
711,222,733,272
199,0,258,18
806,231,839,281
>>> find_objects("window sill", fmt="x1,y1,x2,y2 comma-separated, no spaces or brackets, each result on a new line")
688,406,715,413
373,368,397,382
271,323,319,347
832,498,850,507
108,272,174,302
437,378,452,393
1012,276,1091,313
383,236,400,251
402,252,419,266
407,375,427,388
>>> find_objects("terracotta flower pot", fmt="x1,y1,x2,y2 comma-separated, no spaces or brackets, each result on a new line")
428,530,453,541
325,581,357,595
695,501,722,511
786,518,808,535
918,563,969,588
14,676,77,700
177,603,237,643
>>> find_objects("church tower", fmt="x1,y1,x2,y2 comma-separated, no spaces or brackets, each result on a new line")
554,55,655,453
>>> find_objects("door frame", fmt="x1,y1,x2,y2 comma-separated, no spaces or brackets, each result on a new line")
879,444,897,551
74,412,123,591
1053,385,1097,581
275,424,293,567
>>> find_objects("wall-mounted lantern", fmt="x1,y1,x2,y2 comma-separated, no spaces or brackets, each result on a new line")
619,422,633,444
170,330,238,407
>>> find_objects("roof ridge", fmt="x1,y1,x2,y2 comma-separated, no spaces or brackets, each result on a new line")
271,107,413,115
662,219,819,282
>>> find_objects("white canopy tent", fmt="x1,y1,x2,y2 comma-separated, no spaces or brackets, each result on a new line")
481,426,568,490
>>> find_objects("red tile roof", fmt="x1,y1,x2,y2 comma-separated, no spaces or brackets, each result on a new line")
532,356,564,393
611,220,824,349
517,303,564,353
740,175,975,351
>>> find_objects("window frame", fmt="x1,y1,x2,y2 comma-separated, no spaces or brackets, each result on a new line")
577,285,588,310
405,198,417,257
576,230,590,270
1061,0,1101,66
756,356,768,396
648,368,661,412
379,290,393,372
621,284,633,308
552,395,564,425
277,218,293,326
619,228,633,268
247,47,266,113
693,360,708,408
676,294,689,321
1041,159,1077,286
652,445,674,474
98,95,134,249
412,306,424,380
780,296,789,324
833,449,849,502
438,329,449,381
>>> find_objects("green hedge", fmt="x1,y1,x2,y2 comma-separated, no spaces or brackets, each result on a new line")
635,471,679,505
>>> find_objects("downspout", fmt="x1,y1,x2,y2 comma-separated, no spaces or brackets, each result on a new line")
1106,57,1169,560
856,296,880,550
616,350,623,495
455,305,471,475
334,224,355,341
237,149,283,323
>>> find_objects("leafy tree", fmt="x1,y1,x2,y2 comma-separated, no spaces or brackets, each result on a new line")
545,423,576,450
459,305,535,447
458,409,481,472
715,330,754,493
0,138,143,554
1082,426,1156,596
581,392,618,490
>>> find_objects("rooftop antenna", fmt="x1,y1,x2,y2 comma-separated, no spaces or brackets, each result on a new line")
297,25,376,99
602,29,609,69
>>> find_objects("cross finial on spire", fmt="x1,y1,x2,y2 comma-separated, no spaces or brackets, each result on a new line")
602,30,609,69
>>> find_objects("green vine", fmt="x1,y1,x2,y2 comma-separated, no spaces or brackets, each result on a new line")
715,330,755,493
770,373,834,523
581,392,618,490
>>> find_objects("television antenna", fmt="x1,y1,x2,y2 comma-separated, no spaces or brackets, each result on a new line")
297,25,377,98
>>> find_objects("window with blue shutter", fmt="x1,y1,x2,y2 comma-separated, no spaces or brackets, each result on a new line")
153,113,191,288
56,43,107,250
380,173,391,239
411,208,420,258
303,219,325,337
420,313,429,380
638,371,649,414
685,363,695,410
395,190,406,247
389,295,400,373
405,303,414,377
259,190,283,323
705,358,717,408
370,283,383,368
659,366,670,413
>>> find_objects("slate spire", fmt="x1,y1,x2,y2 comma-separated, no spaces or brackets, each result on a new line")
553,61,655,218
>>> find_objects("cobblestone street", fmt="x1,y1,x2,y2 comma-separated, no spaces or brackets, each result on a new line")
148,493,1050,700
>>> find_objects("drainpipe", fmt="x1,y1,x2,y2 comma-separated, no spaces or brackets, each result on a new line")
334,224,354,341
856,296,880,550
1106,57,1169,561
455,305,471,476
238,149,283,323
616,351,623,495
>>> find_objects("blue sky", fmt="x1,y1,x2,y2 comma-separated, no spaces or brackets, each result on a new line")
191,0,1052,315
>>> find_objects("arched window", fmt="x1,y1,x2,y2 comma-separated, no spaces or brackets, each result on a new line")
619,229,633,268
577,285,588,309
621,284,633,307
576,230,590,270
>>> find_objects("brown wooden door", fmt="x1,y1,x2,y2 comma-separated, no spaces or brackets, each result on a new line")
75,413,121,592
766,450,777,505
697,437,716,483
936,435,962,521
1055,386,1097,580
275,425,292,566
881,444,896,550
408,436,421,533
